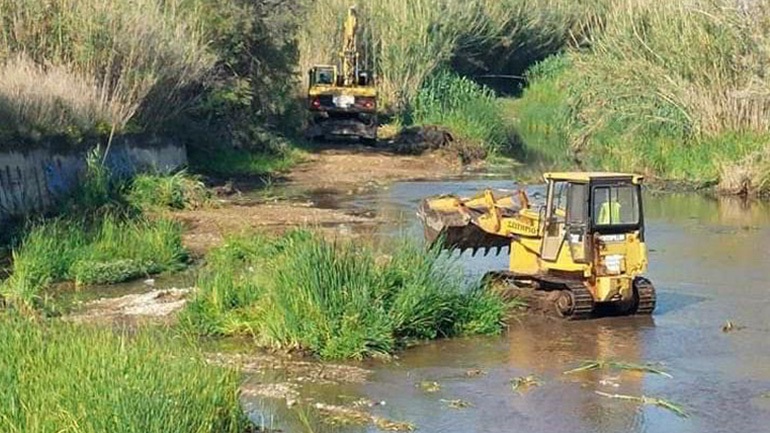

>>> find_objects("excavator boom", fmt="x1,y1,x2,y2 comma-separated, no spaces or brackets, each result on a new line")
341,6,358,87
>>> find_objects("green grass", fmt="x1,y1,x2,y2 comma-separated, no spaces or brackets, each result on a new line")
507,54,573,166
409,70,512,158
0,315,250,432
1,214,188,311
127,170,211,211
188,146,304,177
511,51,770,189
181,229,511,360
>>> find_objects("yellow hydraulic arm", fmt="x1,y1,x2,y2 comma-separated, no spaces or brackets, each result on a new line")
340,6,359,87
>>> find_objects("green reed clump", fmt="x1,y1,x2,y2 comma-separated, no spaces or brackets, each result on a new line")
1,214,187,311
127,170,211,211
410,70,510,156
511,1,770,193
182,229,511,360
508,54,574,166
0,315,250,432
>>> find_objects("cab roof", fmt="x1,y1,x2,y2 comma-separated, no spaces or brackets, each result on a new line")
543,172,644,183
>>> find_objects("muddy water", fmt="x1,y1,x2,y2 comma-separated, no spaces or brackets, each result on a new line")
240,180,770,433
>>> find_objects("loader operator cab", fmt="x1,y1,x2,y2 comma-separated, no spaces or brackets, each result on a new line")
541,173,644,265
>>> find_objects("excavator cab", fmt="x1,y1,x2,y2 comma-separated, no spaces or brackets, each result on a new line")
417,172,655,320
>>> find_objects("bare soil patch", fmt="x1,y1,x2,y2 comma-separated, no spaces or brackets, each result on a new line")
174,147,461,256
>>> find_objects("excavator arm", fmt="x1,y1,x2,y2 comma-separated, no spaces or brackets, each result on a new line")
417,188,541,255
340,6,359,87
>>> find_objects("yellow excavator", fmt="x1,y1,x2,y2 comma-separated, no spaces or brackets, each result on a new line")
306,6,377,144
417,172,656,320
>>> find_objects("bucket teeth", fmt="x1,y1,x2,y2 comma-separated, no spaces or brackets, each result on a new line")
496,245,503,256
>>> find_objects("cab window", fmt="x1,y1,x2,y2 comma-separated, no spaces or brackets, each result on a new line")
566,183,587,225
592,185,639,226
315,68,334,85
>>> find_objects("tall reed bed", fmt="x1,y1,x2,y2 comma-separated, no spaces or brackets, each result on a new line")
1,214,187,311
513,0,770,193
182,230,511,360
0,0,213,137
0,316,249,432
411,70,509,155
297,0,609,111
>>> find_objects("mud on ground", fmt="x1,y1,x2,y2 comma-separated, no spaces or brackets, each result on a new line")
174,146,463,256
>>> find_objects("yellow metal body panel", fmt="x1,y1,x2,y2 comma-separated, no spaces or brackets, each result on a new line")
308,85,377,98
509,238,541,275
590,231,647,302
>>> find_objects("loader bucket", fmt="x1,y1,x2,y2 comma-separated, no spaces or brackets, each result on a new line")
416,194,513,256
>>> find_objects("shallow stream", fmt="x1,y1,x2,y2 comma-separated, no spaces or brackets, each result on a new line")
240,179,770,433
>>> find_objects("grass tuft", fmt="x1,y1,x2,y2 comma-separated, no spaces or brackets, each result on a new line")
410,70,511,158
127,170,211,211
1,214,188,311
0,315,250,432
181,229,512,360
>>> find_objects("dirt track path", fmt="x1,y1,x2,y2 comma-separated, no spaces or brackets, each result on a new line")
174,147,462,256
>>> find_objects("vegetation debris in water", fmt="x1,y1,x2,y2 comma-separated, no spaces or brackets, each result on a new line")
510,375,542,393
313,402,414,431
722,320,746,333
465,368,487,377
594,391,689,418
563,360,673,378
418,380,442,393
441,398,474,409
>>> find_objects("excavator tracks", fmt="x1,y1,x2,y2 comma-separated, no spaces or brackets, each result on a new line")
632,277,656,315
482,271,594,320
557,281,595,320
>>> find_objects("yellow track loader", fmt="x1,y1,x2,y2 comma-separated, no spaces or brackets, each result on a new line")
417,172,656,320
306,6,377,144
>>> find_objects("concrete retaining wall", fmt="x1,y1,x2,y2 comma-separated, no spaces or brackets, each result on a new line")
0,135,186,220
